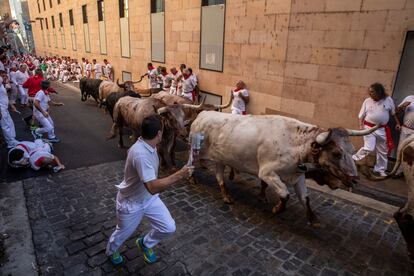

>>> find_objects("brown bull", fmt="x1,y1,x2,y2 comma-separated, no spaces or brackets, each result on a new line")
108,97,202,168
98,79,141,105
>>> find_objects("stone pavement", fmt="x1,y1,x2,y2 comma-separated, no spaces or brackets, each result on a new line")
22,160,414,276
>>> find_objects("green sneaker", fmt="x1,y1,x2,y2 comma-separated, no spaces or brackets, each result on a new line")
110,250,123,265
30,125,39,131
136,238,157,264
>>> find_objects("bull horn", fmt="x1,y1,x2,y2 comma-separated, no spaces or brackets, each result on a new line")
132,76,144,84
157,106,168,115
182,96,206,109
315,131,330,145
214,95,233,109
139,89,153,97
116,79,125,88
346,124,380,136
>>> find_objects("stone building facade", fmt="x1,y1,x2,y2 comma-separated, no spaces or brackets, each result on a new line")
28,0,414,131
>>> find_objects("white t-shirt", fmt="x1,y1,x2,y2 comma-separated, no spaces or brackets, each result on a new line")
399,95,414,129
104,63,113,77
0,83,9,109
94,63,102,74
231,88,249,113
85,63,92,72
116,138,159,203
358,96,395,125
9,71,17,85
182,76,197,95
15,70,29,85
171,71,182,89
29,150,54,170
33,90,50,116
148,68,159,88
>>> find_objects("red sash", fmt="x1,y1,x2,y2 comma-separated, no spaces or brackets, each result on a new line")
17,143,30,153
363,120,395,153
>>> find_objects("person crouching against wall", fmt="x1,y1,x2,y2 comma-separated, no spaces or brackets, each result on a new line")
352,83,401,177
31,81,64,143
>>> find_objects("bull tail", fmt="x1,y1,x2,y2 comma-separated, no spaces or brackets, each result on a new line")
370,135,414,180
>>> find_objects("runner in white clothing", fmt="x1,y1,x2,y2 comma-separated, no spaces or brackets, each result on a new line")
8,139,65,171
92,59,102,79
231,80,249,115
85,60,92,78
142,63,159,89
352,83,401,177
8,66,18,106
103,59,114,81
0,75,18,148
106,115,193,265
15,64,29,106
181,69,197,102
169,67,182,95
32,81,64,143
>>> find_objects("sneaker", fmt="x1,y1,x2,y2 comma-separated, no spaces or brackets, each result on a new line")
30,125,38,131
46,137,61,143
136,238,157,264
31,130,42,140
110,251,123,265
373,171,387,177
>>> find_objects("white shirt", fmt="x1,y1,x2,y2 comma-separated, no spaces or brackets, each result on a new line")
399,95,414,129
15,70,29,85
116,138,159,203
94,63,102,74
9,71,17,85
0,61,4,71
0,82,9,109
33,90,50,116
182,75,197,95
358,97,395,125
171,71,182,89
29,150,54,171
104,63,113,77
231,88,249,112
85,63,92,71
148,68,159,88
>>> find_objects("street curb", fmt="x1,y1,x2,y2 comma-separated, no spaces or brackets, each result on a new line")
0,181,38,276
307,180,399,215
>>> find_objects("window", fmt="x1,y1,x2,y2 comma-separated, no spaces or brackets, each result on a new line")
119,0,128,18
151,0,164,13
37,1,41,13
119,0,130,57
59,13,63,28
45,18,48,29
151,0,165,62
122,71,132,82
58,0,61,4
49,0,52,8
40,20,43,30
51,16,55,28
200,0,226,71
97,0,105,21
97,0,107,54
42,0,46,11
82,5,88,24
202,0,225,5
69,9,74,26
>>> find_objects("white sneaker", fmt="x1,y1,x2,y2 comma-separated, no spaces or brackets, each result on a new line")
373,171,387,177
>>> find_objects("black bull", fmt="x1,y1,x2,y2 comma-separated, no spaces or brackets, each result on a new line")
80,78,103,103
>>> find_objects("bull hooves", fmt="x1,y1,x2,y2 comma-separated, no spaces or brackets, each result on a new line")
308,220,322,228
188,178,197,185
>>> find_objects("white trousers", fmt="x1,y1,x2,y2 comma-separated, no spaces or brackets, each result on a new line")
106,193,176,256
17,85,28,105
9,84,18,104
397,127,414,174
231,108,245,115
34,113,56,139
1,107,18,148
353,126,388,173
95,73,102,79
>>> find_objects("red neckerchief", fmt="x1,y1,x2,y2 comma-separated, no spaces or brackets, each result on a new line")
183,74,190,80
234,87,242,92
161,72,167,76
149,66,155,70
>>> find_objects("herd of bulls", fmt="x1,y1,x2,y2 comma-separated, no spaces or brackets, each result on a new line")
79,77,413,260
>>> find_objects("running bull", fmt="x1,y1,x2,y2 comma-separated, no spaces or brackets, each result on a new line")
190,111,379,225
80,77,103,103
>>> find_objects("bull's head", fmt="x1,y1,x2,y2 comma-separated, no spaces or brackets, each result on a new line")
181,96,233,125
309,125,380,189
117,77,143,91
157,105,189,137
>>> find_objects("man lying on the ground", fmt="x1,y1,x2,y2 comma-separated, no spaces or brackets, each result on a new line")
8,139,65,172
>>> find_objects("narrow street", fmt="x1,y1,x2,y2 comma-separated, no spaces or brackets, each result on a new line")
1,83,413,275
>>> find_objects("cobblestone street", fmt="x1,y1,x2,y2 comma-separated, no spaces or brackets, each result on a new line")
22,159,414,275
